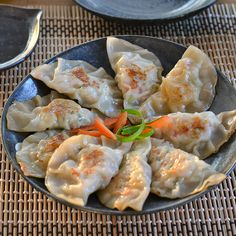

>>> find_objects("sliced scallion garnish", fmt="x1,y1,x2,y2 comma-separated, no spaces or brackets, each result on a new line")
136,126,155,140
116,118,145,142
120,124,141,135
121,108,142,116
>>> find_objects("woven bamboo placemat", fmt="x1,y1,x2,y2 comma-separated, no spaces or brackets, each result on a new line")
0,4,236,236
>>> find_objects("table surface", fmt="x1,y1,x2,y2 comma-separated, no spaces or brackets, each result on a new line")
0,1,235,236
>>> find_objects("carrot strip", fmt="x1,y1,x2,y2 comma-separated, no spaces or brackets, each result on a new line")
69,128,81,134
104,117,119,128
77,130,101,137
142,126,153,135
94,118,117,140
148,116,171,129
125,120,130,125
113,111,128,133
71,118,119,133
70,126,95,133
80,124,96,131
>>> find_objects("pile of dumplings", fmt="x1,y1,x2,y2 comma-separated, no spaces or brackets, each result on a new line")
7,37,236,211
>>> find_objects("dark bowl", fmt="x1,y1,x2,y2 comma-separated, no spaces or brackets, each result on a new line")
1,36,236,215
0,5,42,70
74,0,215,24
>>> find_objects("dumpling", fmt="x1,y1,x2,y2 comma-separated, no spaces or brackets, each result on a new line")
107,37,163,113
149,138,226,199
16,130,71,178
151,109,236,159
7,92,95,132
45,135,132,206
97,138,152,211
140,45,217,118
31,58,123,117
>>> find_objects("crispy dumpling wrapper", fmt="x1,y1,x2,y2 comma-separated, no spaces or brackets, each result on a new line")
107,37,163,118
149,138,226,199
45,135,132,207
7,92,95,132
31,58,123,117
16,130,71,178
97,138,152,211
151,110,236,159
140,45,217,118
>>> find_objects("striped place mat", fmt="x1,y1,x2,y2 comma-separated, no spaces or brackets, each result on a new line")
0,4,235,235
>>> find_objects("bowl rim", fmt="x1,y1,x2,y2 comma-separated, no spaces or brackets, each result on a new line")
73,0,216,23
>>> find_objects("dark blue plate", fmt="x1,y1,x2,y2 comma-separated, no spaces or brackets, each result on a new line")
0,5,42,70
1,36,236,215
74,0,215,23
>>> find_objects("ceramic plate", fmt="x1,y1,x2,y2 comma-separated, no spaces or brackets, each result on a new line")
74,0,215,23
0,5,42,70
1,36,236,215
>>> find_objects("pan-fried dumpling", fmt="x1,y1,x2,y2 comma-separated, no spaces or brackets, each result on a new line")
140,45,217,118
107,37,163,113
45,135,132,206
97,138,152,211
31,58,123,117
16,130,71,178
151,110,236,159
149,138,226,199
7,93,95,132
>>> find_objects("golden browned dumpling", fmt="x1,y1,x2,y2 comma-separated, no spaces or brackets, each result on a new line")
7,92,95,132
140,45,217,118
45,135,132,207
149,138,226,199
16,130,71,178
31,58,123,117
97,138,151,211
107,37,163,118
150,109,236,159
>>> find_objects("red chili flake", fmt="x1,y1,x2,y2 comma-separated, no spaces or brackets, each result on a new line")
71,168,80,177
72,67,89,83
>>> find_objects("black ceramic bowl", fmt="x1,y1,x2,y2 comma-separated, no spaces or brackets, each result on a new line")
74,0,215,23
2,36,236,215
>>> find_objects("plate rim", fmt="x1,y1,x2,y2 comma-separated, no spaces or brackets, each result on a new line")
1,35,236,215
73,0,216,23
0,5,42,71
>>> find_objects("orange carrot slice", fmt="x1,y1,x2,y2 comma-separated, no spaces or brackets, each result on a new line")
80,124,96,131
113,111,128,133
104,117,119,128
71,118,118,133
148,116,171,129
141,126,153,135
77,130,101,137
94,118,117,140
70,124,97,134
69,128,81,134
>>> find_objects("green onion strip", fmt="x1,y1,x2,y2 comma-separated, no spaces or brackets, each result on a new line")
115,109,155,142
121,124,141,135
116,120,145,142
136,126,155,140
